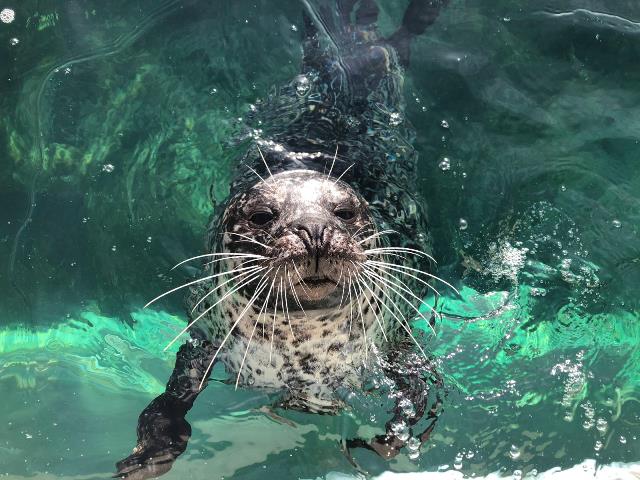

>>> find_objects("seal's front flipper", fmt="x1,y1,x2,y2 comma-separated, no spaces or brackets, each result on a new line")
114,341,216,479
387,0,450,66
346,352,443,460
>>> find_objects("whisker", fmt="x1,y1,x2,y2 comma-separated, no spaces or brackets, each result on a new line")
270,278,281,363
338,265,348,310
223,231,272,250
354,270,388,342
292,262,311,296
235,273,277,389
357,275,430,362
365,261,442,297
351,222,374,240
352,274,369,360
347,273,354,340
281,275,295,340
366,259,459,296
171,252,266,271
357,229,398,245
164,267,267,351
190,264,264,313
203,256,264,269
198,271,273,390
365,247,437,265
287,265,307,317
362,266,437,335
145,264,262,308
326,144,339,181
256,144,274,179
334,162,354,183
246,164,275,193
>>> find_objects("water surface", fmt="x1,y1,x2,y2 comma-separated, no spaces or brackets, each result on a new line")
1,1,639,478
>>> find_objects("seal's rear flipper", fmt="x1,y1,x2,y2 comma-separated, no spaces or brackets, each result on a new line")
114,341,216,479
387,0,450,66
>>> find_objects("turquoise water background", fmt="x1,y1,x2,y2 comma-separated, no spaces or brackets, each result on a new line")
1,0,639,478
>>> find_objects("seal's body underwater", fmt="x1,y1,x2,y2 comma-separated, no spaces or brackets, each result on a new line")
116,1,450,477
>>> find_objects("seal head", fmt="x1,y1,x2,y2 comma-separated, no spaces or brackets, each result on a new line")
221,169,372,308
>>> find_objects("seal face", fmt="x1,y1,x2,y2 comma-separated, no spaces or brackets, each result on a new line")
223,170,370,304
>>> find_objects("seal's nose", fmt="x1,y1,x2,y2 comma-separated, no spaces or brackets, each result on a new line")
293,222,328,254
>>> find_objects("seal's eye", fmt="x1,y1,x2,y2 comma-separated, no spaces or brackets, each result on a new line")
249,210,274,226
334,207,356,222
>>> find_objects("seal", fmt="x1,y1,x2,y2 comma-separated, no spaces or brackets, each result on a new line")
116,1,451,478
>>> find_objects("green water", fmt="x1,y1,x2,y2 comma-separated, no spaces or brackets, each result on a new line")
1,1,639,478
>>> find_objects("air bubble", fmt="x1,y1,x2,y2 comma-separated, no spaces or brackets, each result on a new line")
439,157,451,171
0,8,15,23
459,218,468,230
595,418,608,434
509,444,520,460
295,76,310,96
407,437,420,451
389,112,403,127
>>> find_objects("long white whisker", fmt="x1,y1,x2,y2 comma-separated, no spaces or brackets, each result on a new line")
365,247,437,265
357,229,398,245
270,279,281,363
198,270,273,390
354,270,388,342
292,262,311,296
358,274,429,362
223,231,272,250
145,264,263,308
246,164,275,193
287,265,307,317
352,274,369,360
171,252,266,271
202,256,264,269
366,259,459,296
235,274,276,389
326,144,339,181
338,265,348,310
190,264,264,313
365,261,442,297
164,268,267,351
362,266,436,335
281,275,295,340
351,222,374,240
347,273,354,340
256,144,274,179
334,162,354,183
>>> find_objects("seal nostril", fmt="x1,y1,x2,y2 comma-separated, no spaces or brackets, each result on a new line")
293,223,328,253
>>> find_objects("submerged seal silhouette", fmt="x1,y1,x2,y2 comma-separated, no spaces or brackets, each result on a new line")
116,1,452,478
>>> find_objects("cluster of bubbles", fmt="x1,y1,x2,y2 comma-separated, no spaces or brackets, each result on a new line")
550,350,587,416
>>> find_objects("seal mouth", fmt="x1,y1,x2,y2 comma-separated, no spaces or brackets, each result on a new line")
299,276,337,288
